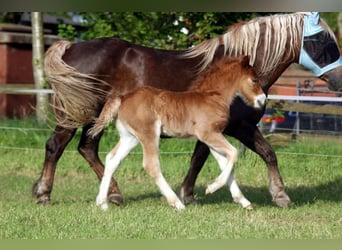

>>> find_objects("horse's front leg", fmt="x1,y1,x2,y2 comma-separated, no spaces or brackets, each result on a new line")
142,143,185,211
228,121,291,208
32,126,77,204
78,124,124,205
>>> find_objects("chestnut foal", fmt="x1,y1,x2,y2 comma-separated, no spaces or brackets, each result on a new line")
88,56,266,210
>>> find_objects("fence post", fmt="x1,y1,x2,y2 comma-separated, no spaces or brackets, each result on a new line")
294,80,300,135
31,12,48,124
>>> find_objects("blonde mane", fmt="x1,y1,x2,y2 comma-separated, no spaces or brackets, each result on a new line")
182,12,336,76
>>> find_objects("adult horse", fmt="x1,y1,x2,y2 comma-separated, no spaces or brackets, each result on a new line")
33,12,342,207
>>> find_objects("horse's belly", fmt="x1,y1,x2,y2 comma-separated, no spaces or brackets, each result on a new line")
161,126,196,139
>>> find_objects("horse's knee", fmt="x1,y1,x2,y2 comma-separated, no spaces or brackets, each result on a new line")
228,147,238,164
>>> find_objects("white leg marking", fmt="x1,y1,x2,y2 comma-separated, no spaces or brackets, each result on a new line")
205,145,237,194
227,174,252,209
96,120,139,211
205,140,252,209
155,175,185,210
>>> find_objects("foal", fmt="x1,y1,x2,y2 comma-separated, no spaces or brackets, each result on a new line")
89,56,266,210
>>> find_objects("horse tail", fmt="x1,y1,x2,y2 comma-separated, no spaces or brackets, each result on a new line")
45,40,109,129
88,95,122,137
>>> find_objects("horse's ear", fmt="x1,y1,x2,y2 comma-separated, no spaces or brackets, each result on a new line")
240,56,251,69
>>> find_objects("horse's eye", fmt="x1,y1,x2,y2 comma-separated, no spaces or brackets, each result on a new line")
251,79,258,83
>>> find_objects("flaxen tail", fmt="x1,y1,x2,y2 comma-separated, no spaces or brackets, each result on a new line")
45,40,109,129
88,96,122,137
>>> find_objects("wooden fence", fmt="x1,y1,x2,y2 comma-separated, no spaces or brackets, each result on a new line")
2,83,342,115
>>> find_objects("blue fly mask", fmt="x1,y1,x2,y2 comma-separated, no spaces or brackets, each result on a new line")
299,12,342,76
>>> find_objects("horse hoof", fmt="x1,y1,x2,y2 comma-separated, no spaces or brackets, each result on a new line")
205,185,216,195
108,193,124,206
244,204,253,210
35,195,51,205
99,203,109,211
274,197,291,208
179,189,197,205
175,202,186,211
182,196,197,205
274,193,291,208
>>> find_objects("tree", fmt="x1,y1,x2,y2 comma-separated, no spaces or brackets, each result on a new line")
31,12,48,124
338,13,342,47
57,12,261,49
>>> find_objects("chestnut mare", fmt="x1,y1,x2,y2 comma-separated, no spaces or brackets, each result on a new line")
89,57,266,210
34,12,342,208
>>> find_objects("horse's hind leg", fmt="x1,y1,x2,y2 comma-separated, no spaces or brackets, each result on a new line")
32,126,77,204
96,133,139,210
78,124,123,205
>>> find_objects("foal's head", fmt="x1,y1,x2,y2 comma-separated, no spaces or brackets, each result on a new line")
228,56,267,109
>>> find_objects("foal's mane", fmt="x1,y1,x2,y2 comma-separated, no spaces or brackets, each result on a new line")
189,57,252,92
182,12,336,76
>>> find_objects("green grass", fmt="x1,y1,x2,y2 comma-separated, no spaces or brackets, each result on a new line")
0,117,341,239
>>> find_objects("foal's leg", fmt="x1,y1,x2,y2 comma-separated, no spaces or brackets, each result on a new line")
202,133,251,208
96,133,139,211
140,134,185,210
198,133,237,193
208,149,252,209
78,124,123,205
32,126,76,204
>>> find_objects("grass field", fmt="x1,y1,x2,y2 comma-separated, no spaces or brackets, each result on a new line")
0,118,341,239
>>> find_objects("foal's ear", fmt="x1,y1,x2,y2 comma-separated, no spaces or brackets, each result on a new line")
240,56,251,69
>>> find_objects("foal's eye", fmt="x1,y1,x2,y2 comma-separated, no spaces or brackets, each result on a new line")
251,79,258,83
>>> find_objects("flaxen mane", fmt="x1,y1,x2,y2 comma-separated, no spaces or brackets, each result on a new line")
182,12,336,75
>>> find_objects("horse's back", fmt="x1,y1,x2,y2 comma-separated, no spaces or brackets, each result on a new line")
61,38,130,77
60,37,198,91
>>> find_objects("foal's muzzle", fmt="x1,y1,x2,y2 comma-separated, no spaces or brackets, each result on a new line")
254,94,267,109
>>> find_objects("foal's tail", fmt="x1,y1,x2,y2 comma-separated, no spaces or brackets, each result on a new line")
88,96,122,137
45,40,108,129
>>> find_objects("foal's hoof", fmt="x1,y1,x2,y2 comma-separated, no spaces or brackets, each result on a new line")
108,193,124,206
98,203,109,211
174,201,186,211
205,185,216,195
244,204,253,210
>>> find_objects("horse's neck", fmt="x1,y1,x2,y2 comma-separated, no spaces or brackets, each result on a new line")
225,16,302,92
257,61,294,93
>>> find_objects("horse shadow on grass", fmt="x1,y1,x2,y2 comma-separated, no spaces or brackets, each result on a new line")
100,176,341,208
192,176,342,208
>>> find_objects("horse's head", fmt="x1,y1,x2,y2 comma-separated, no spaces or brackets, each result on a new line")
299,12,342,92
236,56,266,109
